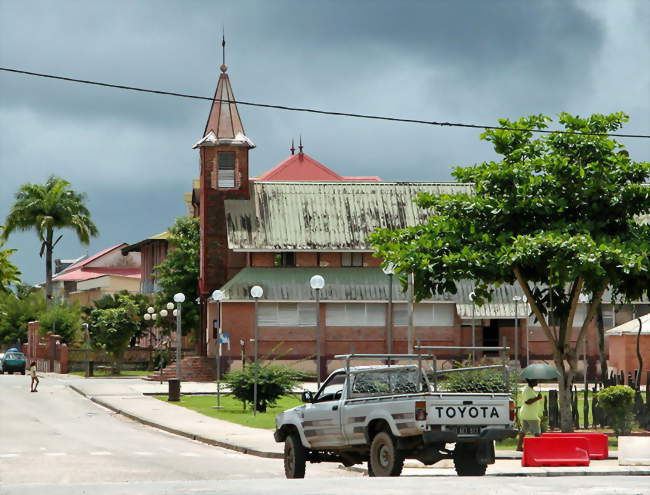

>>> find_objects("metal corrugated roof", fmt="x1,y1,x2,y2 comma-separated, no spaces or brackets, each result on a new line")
605,312,650,336
219,268,529,318
220,267,407,301
225,182,472,251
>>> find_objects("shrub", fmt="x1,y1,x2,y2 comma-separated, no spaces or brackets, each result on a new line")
439,358,518,398
596,385,636,435
225,363,311,412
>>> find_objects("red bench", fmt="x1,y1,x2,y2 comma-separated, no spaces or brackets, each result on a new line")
522,436,590,467
542,432,608,460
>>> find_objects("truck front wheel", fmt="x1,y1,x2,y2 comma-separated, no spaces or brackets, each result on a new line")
369,431,404,477
284,432,306,479
453,443,487,476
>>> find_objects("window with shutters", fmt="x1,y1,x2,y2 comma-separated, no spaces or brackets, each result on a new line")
341,252,363,267
326,303,385,326
393,303,455,326
257,303,317,327
218,151,236,188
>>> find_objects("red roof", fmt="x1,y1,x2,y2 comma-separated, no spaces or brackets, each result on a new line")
52,244,141,282
254,152,382,182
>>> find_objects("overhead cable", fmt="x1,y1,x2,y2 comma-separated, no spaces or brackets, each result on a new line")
1,66,648,139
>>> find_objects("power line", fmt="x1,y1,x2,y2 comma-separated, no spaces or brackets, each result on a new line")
1,66,649,139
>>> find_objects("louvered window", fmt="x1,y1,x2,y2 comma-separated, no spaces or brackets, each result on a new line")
218,152,236,188
341,252,363,267
257,303,317,327
393,303,455,326
326,303,385,326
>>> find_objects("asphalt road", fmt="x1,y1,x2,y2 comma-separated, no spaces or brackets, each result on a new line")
0,374,354,487
1,374,648,495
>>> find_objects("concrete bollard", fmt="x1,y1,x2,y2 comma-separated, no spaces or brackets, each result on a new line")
618,436,650,465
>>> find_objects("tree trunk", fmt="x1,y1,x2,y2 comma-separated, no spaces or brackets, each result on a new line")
555,354,576,432
45,229,53,305
112,352,122,375
596,304,608,385
636,317,643,390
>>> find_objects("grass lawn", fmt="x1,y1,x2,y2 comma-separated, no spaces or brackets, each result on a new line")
69,370,151,377
154,394,302,429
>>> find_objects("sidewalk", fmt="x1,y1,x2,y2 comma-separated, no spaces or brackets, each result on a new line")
64,376,648,477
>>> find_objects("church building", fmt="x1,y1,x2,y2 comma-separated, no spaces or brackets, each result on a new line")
186,56,644,381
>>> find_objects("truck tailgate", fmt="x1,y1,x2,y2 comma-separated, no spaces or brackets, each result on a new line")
426,395,511,425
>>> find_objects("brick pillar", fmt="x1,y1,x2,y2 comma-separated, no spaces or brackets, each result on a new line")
48,334,61,373
59,344,69,374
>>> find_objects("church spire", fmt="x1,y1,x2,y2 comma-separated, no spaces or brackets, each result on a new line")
193,36,254,149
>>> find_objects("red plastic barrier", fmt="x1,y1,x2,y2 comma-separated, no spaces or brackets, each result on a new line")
542,432,608,460
522,437,590,467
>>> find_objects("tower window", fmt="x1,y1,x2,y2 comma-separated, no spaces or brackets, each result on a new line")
218,152,236,188
342,252,363,267
274,252,296,267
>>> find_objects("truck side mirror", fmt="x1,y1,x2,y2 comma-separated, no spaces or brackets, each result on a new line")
301,391,313,403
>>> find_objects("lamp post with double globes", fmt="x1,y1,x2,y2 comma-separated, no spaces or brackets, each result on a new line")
310,275,325,387
250,285,263,416
212,289,225,409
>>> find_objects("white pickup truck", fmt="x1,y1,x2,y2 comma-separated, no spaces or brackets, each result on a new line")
274,354,517,478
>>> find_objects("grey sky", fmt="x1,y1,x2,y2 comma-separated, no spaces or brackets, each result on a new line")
1,0,648,285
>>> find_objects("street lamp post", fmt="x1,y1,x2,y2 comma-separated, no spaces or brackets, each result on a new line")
382,264,395,356
469,291,476,362
310,275,325,387
82,323,90,377
173,293,185,383
513,295,522,367
212,289,225,409
250,285,263,416
522,296,530,366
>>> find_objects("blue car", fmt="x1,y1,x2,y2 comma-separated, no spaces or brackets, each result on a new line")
0,349,26,375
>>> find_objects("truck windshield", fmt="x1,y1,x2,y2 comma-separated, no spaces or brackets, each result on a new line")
350,368,429,397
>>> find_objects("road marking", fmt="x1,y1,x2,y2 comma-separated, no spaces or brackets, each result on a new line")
180,452,199,457
90,451,112,456
45,452,66,456
134,451,153,456
0,454,19,458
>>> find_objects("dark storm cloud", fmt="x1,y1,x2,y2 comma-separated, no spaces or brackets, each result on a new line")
0,0,648,285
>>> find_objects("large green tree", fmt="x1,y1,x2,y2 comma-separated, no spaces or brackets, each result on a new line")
87,294,141,374
154,216,199,342
371,112,650,432
2,176,98,303
38,302,83,345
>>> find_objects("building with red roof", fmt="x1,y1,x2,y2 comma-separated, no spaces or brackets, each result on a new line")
253,143,381,182
51,243,141,305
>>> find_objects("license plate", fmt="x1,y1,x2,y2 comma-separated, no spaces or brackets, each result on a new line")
451,425,482,435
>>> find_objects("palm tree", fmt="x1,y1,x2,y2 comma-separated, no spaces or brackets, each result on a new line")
2,176,98,303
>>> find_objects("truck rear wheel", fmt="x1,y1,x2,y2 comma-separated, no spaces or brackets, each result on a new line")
284,432,306,479
453,443,487,476
369,431,404,477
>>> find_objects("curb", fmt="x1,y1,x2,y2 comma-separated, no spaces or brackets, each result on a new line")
68,385,283,460
346,465,650,477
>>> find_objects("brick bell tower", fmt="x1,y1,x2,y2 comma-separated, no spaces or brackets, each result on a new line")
193,40,254,355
